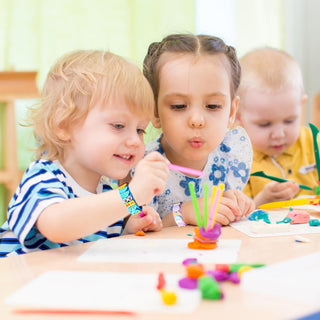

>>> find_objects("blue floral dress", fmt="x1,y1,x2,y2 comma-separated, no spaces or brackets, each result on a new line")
145,126,253,219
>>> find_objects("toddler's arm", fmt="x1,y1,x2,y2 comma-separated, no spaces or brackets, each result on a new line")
254,181,300,207
36,151,169,242
163,190,255,227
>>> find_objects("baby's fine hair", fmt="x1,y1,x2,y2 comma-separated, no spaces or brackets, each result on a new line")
238,47,305,97
143,34,241,105
30,50,154,160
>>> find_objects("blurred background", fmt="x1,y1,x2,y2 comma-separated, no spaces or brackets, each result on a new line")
0,0,319,223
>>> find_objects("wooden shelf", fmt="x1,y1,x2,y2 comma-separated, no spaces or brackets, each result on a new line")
0,71,39,205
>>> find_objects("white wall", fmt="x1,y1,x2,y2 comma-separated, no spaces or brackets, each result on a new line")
195,0,236,46
195,0,320,122
285,0,320,121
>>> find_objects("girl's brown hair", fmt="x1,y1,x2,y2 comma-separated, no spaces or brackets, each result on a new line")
143,34,241,106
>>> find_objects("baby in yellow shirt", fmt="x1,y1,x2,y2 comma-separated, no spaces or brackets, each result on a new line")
236,47,318,207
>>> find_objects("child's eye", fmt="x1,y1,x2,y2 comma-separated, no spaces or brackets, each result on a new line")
284,119,295,124
258,122,271,128
137,128,146,135
112,123,124,130
206,104,221,110
170,104,186,110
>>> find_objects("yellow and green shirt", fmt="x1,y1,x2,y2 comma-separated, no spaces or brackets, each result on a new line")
244,126,319,199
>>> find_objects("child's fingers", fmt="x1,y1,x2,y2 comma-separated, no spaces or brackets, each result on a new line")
215,202,237,223
220,194,241,217
141,206,162,232
214,213,232,226
142,220,162,232
270,183,297,200
144,150,166,161
131,152,169,203
245,199,256,216
260,181,299,203
142,152,170,174
232,190,255,217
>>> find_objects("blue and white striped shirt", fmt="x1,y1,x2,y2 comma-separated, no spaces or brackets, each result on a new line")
0,159,123,258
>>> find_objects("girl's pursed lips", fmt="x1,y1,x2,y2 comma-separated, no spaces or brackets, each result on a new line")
189,137,204,143
188,137,204,148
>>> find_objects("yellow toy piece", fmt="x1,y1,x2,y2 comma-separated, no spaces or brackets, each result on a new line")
258,198,320,209
160,289,177,305
238,265,253,278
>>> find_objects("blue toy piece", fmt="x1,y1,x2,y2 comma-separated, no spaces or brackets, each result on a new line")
248,209,271,224
276,217,292,224
309,219,320,226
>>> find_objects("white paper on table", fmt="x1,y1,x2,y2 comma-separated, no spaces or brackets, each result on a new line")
5,271,201,313
78,238,241,263
292,204,320,211
241,251,320,306
230,210,320,237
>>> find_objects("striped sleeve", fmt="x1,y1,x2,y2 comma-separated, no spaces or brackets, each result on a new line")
0,160,124,257
7,161,69,247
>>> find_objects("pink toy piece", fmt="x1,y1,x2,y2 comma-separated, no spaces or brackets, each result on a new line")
206,270,229,282
168,163,204,177
194,235,218,244
228,272,240,284
182,258,198,266
188,226,220,250
178,277,198,290
286,210,310,224
199,224,221,241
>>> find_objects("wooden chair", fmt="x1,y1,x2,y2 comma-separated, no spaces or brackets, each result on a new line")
312,92,320,129
0,71,39,205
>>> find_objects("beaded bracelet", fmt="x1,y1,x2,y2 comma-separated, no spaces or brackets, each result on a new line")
118,183,142,216
173,202,187,227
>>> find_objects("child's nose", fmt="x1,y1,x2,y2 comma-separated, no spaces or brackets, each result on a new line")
189,112,205,128
271,125,285,139
126,132,141,146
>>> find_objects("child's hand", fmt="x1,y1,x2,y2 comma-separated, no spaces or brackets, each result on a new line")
129,151,169,206
254,181,300,207
220,190,255,222
181,190,255,226
123,206,162,234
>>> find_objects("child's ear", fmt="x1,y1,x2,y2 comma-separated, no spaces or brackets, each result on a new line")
228,96,240,128
151,107,162,129
300,94,308,125
301,94,308,106
55,122,71,141
235,111,242,125
53,107,71,141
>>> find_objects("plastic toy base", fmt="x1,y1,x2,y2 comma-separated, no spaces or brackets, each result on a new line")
187,226,220,250
188,239,218,250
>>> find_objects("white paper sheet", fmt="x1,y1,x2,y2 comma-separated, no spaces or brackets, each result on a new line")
241,251,320,306
78,238,241,263
6,271,201,313
291,204,320,211
230,210,320,237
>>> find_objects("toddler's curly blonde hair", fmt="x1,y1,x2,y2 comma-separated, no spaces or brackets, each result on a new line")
29,50,154,160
